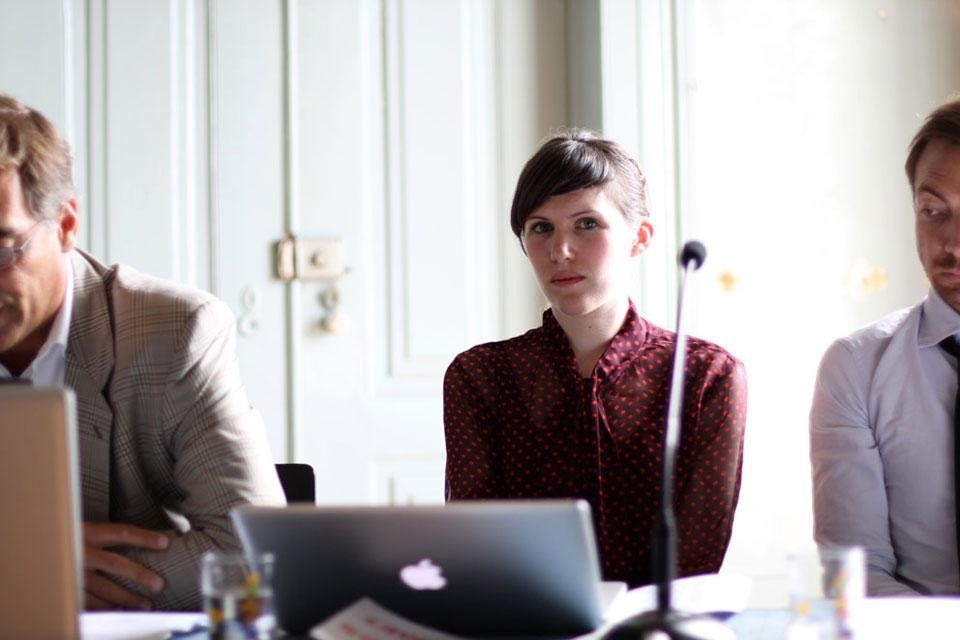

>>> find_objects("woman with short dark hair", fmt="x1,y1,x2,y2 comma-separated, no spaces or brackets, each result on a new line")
443,129,747,587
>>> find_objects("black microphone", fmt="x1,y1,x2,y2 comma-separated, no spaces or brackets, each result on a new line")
600,240,733,640
680,240,706,271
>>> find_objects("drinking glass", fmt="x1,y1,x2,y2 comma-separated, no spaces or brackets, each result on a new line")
200,551,276,640
786,546,865,640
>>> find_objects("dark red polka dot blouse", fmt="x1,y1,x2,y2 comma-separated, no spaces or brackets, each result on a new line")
443,302,747,587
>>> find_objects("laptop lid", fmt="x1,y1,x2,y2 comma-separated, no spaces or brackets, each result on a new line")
232,500,604,636
0,386,82,639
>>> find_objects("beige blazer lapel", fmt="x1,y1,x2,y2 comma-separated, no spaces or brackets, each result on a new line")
65,251,115,522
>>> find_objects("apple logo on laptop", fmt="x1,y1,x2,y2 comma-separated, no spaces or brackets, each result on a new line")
399,558,447,590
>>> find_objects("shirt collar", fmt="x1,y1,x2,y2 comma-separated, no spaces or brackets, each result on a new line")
918,287,960,348
34,254,74,361
541,298,648,380
594,300,647,379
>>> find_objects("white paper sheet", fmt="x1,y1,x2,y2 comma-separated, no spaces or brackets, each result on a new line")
80,611,206,640
310,598,468,640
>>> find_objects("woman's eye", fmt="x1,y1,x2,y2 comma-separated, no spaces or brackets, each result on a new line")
528,221,551,234
577,218,599,230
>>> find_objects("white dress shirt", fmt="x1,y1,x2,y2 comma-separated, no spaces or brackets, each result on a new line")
811,288,960,596
0,256,73,385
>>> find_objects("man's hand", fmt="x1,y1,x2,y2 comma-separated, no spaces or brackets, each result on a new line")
83,522,170,611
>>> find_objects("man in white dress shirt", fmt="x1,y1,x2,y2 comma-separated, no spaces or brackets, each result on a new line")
811,98,960,596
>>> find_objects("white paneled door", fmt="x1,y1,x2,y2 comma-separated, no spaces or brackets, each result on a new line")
186,0,505,504
1,0,511,505
273,0,502,504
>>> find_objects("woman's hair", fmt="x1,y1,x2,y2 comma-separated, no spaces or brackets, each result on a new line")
0,94,75,220
510,129,649,240
905,97,960,192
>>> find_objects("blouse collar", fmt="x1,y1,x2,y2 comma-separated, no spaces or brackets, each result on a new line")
541,299,649,381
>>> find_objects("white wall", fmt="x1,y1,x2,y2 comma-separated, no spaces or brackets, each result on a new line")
674,0,960,606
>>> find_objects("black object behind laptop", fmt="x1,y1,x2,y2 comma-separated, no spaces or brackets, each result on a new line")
275,463,316,503
232,500,605,636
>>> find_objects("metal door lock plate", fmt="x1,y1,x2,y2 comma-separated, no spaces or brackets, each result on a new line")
275,236,345,282
297,238,344,280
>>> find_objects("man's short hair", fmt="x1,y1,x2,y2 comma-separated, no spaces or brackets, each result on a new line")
510,129,649,242
905,97,960,192
0,95,75,220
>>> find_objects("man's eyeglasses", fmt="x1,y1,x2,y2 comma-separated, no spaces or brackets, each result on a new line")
0,221,47,271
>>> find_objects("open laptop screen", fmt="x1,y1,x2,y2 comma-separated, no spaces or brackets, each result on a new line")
233,500,604,636
0,386,82,639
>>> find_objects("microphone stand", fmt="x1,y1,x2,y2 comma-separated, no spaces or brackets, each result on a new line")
601,241,733,640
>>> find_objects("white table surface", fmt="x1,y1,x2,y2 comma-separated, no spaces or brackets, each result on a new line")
80,597,960,640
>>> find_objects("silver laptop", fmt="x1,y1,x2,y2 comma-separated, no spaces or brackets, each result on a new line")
232,500,605,637
0,386,82,639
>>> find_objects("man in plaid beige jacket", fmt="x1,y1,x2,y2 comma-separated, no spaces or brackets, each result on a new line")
0,96,285,611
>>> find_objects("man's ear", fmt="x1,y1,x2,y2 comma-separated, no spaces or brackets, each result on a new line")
56,197,79,253
630,219,655,257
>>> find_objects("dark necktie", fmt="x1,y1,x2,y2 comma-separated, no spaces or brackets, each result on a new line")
938,335,960,581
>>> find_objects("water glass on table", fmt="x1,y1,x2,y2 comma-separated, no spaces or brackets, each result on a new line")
786,545,865,640
201,551,276,639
